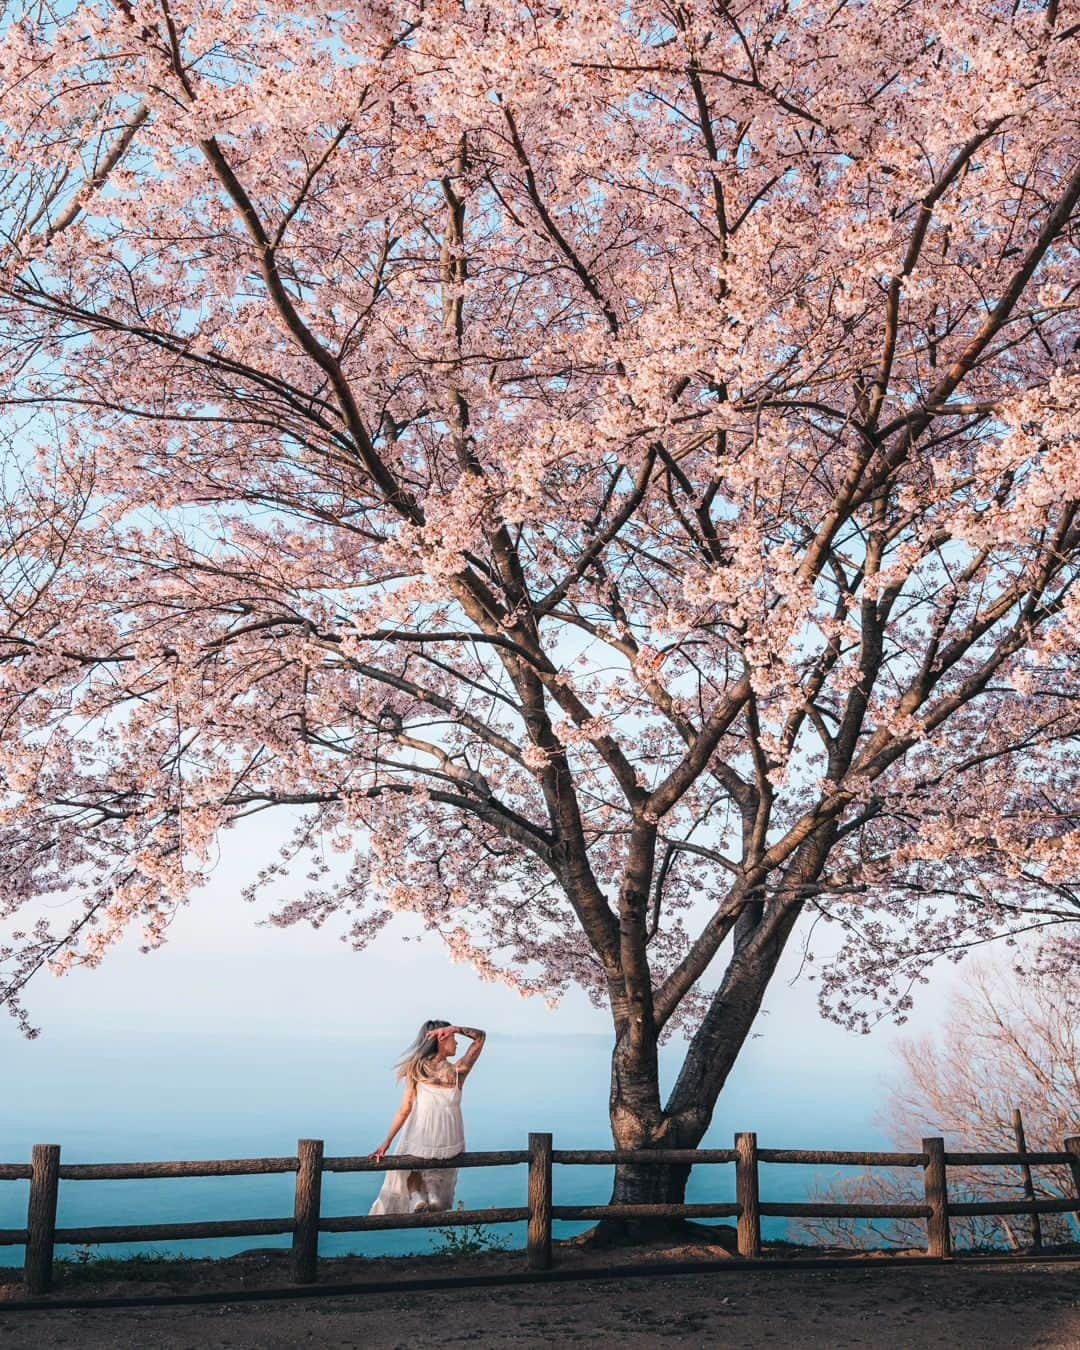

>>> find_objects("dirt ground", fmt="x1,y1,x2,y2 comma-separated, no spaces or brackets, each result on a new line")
1,1257,1078,1349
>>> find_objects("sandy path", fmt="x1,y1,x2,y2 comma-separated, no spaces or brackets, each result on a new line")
1,1260,1078,1349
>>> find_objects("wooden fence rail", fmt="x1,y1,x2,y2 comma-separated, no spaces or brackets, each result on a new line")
2,1134,1078,1294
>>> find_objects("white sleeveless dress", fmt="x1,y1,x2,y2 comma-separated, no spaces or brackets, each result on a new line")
369,1070,465,1214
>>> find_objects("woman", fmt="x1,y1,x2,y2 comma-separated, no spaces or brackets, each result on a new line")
368,1020,486,1214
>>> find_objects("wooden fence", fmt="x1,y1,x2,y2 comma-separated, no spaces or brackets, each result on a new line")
3,1134,1078,1294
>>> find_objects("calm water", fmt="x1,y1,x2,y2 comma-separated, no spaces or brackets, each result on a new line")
2,1029,888,1265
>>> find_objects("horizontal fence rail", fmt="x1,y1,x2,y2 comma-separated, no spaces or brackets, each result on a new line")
759,1202,933,1219
551,1202,742,1221
551,1148,738,1165
2,1133,1078,1293
947,1198,1080,1218
944,1152,1074,1167
322,1151,529,1173
320,1207,531,1233
58,1159,300,1180
53,1219,295,1245
758,1149,928,1166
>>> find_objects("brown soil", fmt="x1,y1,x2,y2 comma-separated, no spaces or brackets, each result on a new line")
1,1249,1078,1348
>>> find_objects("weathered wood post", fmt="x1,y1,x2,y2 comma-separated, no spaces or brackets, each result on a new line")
923,1137,951,1258
1012,1108,1041,1251
527,1132,553,1271
25,1143,61,1294
1065,1138,1080,1216
291,1138,324,1284
735,1132,761,1259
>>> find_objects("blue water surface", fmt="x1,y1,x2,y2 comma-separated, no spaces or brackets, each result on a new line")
2,1028,888,1265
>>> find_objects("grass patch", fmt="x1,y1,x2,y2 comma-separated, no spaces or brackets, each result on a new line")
55,1246,200,1286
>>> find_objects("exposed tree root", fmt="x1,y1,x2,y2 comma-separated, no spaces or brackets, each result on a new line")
572,1218,738,1251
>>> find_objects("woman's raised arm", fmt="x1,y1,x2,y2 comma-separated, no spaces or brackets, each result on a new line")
452,1025,486,1078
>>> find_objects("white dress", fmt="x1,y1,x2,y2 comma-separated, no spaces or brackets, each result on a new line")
369,1069,465,1214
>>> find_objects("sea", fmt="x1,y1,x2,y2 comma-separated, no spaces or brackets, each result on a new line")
1,1028,890,1266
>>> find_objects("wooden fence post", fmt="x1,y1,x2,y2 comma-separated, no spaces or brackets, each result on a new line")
527,1132,553,1271
923,1137,951,1258
1065,1138,1080,1218
735,1132,761,1258
291,1139,324,1284
1012,1108,1041,1252
25,1143,61,1295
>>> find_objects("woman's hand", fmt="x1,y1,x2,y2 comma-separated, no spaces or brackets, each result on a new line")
426,1025,457,1042
369,1144,388,1162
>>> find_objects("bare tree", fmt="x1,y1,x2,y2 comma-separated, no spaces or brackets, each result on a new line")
799,956,1080,1251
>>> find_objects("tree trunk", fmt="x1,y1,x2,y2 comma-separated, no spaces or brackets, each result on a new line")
584,1038,733,1249
588,842,834,1249
588,1104,733,1248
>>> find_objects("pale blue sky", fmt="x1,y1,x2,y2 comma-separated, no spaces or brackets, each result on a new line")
0,799,961,1161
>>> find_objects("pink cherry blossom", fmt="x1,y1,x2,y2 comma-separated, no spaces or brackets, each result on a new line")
0,1,1076,1169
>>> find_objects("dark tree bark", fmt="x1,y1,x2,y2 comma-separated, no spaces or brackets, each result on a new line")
590,832,836,1245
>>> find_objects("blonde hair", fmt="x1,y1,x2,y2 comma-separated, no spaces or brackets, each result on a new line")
395,1019,451,1083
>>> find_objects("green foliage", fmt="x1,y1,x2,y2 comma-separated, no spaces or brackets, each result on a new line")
432,1204,511,1258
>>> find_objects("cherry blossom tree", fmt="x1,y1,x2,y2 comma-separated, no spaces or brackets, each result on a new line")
1,0,1078,1225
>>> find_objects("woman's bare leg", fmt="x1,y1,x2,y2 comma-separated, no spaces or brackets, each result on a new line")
406,1171,429,1209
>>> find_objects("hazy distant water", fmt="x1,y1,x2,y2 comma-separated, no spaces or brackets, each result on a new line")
2,1029,889,1264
